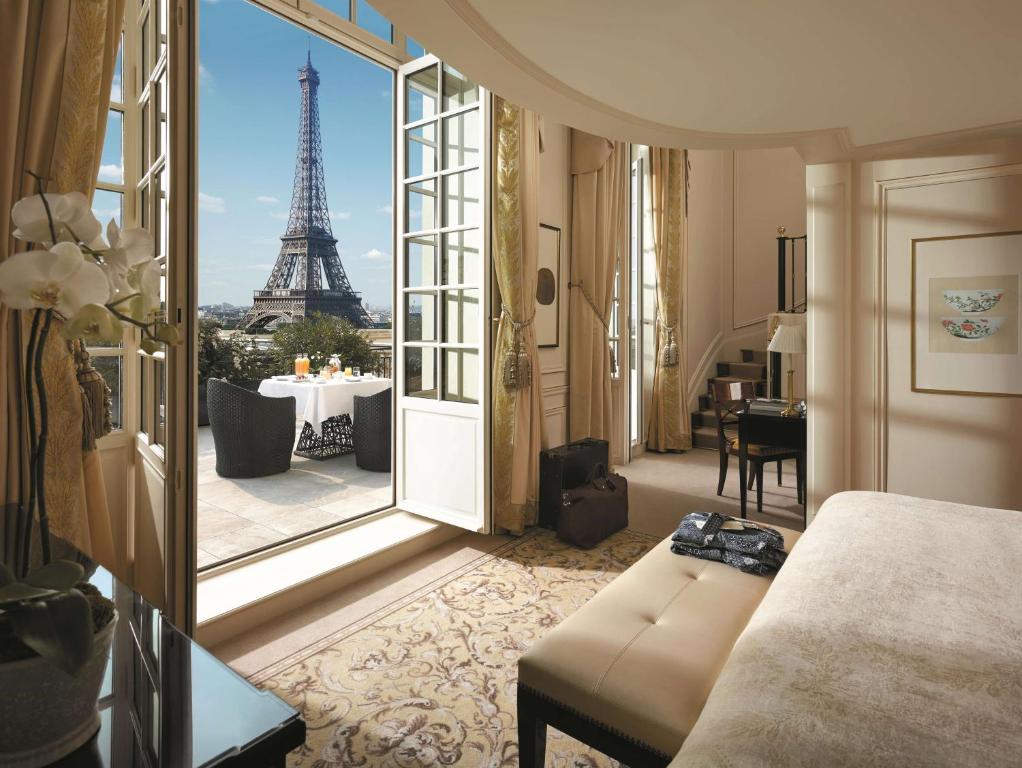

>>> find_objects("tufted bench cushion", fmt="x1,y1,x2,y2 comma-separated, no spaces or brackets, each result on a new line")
517,526,801,760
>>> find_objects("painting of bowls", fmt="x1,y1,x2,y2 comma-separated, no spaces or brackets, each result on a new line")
941,317,1005,340
942,289,1004,313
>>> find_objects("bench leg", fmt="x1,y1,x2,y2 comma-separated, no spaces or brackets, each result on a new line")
517,685,547,768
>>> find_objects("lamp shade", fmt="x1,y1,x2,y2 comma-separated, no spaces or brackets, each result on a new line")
768,323,806,354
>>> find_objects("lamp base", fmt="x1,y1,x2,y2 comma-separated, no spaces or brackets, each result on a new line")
782,368,800,418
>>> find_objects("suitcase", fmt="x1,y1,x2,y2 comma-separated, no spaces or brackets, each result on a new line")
557,464,628,549
538,438,610,529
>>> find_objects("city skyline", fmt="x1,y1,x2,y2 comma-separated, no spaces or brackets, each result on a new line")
198,0,394,308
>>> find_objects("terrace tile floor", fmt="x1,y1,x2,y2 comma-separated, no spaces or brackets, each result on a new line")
197,425,392,568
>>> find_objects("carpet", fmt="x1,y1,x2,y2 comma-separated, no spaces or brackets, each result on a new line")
250,528,660,767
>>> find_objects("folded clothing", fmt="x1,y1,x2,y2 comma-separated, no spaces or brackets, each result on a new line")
671,512,787,576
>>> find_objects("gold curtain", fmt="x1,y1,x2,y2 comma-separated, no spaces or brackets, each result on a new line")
1,0,125,570
646,148,691,451
567,130,627,449
492,96,545,535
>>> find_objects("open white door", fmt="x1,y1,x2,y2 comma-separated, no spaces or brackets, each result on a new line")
394,56,491,533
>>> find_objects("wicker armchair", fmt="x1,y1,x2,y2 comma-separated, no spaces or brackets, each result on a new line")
353,387,392,472
207,378,296,478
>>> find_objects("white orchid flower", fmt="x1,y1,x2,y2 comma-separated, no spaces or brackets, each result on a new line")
0,242,109,318
63,303,124,344
105,219,154,267
12,192,104,248
116,259,162,323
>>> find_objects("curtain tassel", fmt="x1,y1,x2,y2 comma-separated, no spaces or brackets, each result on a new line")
74,340,112,449
501,307,534,390
660,325,679,368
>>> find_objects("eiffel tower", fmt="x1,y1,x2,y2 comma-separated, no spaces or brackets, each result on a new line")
243,53,372,331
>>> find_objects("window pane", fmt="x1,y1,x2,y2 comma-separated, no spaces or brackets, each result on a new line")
92,189,123,229
99,110,124,184
405,292,436,342
158,73,168,160
158,166,168,259
406,37,425,58
406,65,438,123
158,0,168,58
140,183,150,229
139,360,149,435
141,13,149,77
406,235,436,287
443,110,479,170
324,1,351,20
442,229,480,285
442,65,478,111
91,355,124,430
356,0,392,43
141,100,150,170
154,357,166,447
405,347,436,399
406,178,436,232
112,35,123,103
405,122,436,179
442,349,478,404
442,170,480,228
443,289,479,344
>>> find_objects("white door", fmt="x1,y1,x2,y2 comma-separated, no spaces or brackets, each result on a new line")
394,56,491,532
128,0,194,631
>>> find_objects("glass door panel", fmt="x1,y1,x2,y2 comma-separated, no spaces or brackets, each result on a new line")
395,55,490,531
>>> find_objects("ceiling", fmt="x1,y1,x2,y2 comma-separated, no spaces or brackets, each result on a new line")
372,0,1022,160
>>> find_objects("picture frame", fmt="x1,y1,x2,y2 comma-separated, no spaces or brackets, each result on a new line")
536,223,561,348
911,230,1022,397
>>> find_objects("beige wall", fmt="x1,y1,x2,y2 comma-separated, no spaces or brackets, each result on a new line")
536,120,572,448
843,138,1022,510
685,148,807,410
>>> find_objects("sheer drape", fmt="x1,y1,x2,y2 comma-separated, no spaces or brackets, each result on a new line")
0,0,125,570
492,97,545,535
646,147,691,451
567,130,627,449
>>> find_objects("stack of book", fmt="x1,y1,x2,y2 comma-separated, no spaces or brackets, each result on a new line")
748,398,806,416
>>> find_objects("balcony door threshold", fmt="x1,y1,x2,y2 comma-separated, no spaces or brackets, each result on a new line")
195,507,460,646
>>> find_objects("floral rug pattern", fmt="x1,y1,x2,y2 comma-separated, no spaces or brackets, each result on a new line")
251,528,659,767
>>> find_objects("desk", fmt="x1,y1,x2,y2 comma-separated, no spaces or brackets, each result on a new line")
737,410,806,525
52,565,305,766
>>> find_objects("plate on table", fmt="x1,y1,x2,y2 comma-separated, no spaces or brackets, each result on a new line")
343,376,363,382
272,375,294,381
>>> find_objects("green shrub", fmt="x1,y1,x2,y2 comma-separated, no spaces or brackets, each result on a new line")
270,313,377,373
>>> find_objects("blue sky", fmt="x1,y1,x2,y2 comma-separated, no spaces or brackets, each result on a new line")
197,0,394,308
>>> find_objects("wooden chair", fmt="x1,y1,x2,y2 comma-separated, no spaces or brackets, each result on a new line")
711,380,802,511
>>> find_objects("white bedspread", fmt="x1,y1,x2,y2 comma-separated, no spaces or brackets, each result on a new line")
672,491,1022,768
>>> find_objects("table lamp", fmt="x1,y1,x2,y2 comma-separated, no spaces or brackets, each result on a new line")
767,323,806,417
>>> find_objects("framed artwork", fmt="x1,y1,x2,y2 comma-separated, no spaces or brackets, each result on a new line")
911,230,1022,397
536,223,561,348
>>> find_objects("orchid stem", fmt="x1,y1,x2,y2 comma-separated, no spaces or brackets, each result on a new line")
27,172,59,245
20,311,41,578
34,310,53,565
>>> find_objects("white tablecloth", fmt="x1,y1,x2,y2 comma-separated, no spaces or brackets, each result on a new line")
258,377,392,434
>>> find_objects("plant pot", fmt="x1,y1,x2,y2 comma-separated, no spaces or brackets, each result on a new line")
0,610,118,767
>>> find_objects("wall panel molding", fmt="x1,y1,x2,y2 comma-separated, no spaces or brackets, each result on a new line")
872,160,1022,493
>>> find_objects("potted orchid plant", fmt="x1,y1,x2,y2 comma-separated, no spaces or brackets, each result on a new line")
0,175,177,766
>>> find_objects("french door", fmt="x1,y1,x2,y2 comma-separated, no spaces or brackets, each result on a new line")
394,56,491,532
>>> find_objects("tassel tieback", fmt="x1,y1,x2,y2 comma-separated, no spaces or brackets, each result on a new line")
501,306,535,391
659,318,679,368
73,340,113,450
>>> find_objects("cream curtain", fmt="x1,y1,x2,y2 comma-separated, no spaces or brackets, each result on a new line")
567,130,627,448
1,0,124,571
492,96,545,535
646,148,691,452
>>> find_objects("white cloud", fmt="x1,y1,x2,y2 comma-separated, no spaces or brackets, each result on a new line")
199,63,214,88
256,195,278,204
361,248,390,261
98,164,123,183
376,204,393,215
331,211,352,222
198,192,226,213
270,211,290,221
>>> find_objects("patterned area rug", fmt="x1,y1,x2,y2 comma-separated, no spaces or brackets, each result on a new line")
250,528,660,767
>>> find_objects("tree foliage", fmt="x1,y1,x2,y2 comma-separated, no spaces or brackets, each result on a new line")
270,313,377,373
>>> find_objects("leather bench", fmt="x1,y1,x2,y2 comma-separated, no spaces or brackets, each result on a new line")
517,525,801,767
